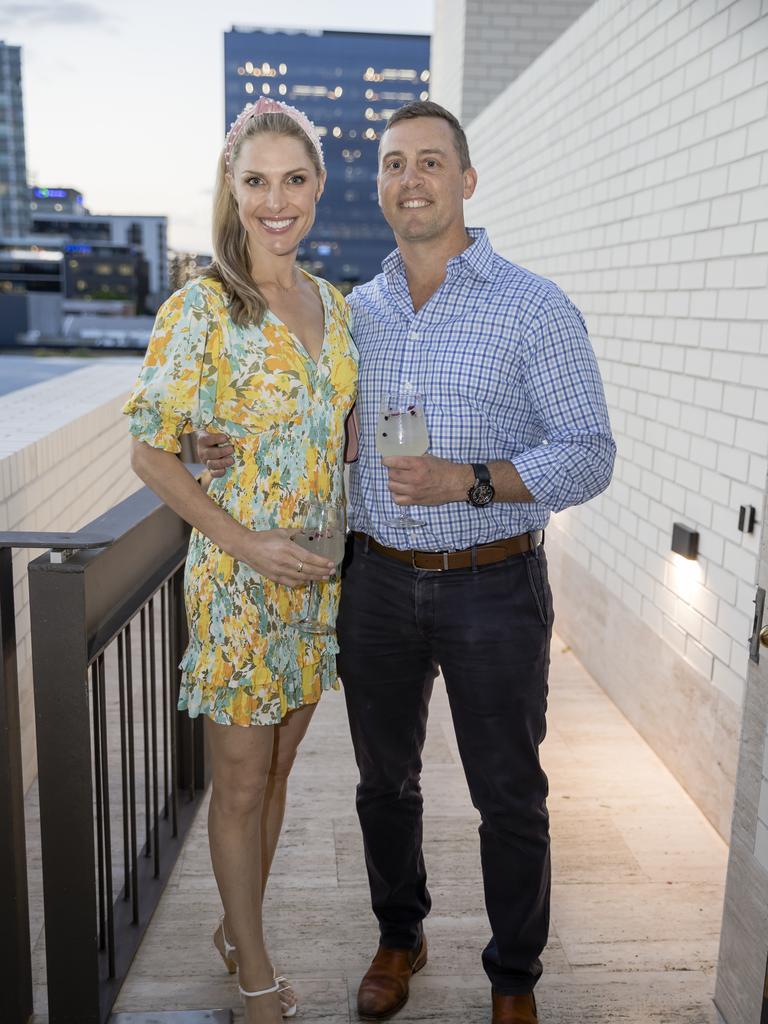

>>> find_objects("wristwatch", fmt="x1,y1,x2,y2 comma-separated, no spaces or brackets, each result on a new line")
467,463,495,507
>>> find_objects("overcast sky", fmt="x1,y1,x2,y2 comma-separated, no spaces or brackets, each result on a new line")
2,0,434,252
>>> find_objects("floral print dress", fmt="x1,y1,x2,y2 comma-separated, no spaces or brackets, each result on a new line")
123,274,358,726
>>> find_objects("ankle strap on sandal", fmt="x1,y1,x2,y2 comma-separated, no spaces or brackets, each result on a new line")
239,980,280,998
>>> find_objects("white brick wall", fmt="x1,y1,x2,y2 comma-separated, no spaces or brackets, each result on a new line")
0,360,144,788
432,0,595,122
462,0,768,713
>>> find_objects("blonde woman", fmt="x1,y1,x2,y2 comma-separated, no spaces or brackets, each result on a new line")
124,98,358,1024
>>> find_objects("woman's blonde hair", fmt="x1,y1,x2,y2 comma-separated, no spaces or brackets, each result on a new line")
207,112,324,327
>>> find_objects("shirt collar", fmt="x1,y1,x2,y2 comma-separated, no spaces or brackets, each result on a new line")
381,227,496,286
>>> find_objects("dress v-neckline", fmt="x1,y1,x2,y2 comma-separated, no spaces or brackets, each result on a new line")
265,269,329,369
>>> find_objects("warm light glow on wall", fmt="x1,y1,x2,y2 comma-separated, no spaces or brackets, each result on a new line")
670,553,703,603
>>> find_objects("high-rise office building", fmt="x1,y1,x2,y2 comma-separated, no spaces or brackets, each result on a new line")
224,28,430,284
0,42,29,237
31,204,169,311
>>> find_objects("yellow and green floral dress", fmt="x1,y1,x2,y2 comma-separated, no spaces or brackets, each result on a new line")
123,274,358,726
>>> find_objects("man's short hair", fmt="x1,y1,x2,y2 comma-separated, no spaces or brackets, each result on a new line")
381,100,472,172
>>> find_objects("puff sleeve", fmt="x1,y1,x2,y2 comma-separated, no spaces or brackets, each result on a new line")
123,281,219,453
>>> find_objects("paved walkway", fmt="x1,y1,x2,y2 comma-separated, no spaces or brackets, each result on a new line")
108,636,727,1023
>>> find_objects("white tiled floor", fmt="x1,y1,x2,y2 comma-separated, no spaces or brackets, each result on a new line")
30,635,728,1022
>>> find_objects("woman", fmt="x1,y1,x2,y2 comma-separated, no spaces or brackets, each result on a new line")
124,98,358,1024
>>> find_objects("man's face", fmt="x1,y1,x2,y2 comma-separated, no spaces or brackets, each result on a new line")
377,117,477,244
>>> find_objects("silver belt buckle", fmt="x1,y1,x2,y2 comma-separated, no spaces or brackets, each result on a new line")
411,550,450,571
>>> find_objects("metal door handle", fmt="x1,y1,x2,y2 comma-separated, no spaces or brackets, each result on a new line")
761,625,768,648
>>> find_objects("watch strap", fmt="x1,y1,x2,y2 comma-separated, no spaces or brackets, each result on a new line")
471,463,491,484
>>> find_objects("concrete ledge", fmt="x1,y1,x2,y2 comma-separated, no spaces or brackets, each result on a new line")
0,357,144,788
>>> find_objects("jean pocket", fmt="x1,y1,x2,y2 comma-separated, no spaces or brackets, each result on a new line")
524,553,549,628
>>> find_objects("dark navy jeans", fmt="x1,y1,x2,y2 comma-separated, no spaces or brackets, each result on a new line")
336,534,553,995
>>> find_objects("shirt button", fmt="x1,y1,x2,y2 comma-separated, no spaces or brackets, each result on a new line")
408,330,419,341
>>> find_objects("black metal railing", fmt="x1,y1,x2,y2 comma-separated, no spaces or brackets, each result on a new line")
1,530,112,1024
1,475,209,1024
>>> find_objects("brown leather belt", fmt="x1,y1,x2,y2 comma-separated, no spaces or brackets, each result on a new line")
354,531,543,571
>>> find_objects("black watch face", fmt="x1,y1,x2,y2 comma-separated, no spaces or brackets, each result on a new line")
470,481,495,507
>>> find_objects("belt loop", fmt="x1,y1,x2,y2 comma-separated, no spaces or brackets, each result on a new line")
363,533,370,554
442,551,449,571
470,545,478,572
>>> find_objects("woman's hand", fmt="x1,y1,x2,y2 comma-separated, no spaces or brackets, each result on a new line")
235,528,335,587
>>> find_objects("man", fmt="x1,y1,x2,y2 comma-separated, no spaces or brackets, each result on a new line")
199,101,615,1024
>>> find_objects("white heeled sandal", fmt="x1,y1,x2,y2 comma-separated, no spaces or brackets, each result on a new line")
275,975,297,1018
213,915,237,974
216,916,297,1017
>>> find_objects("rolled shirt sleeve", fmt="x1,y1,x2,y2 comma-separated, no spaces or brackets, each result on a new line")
512,295,616,513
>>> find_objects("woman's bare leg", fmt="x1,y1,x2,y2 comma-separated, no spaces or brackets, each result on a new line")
261,701,317,893
258,702,317,1016
206,718,282,1024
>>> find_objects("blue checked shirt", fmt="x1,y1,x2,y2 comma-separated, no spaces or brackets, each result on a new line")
347,228,616,551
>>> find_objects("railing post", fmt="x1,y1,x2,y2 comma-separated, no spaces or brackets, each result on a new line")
29,558,101,1024
0,546,33,1024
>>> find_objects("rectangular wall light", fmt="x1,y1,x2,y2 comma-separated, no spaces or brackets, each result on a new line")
671,522,699,560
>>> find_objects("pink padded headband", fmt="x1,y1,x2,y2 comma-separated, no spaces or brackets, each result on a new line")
224,97,325,170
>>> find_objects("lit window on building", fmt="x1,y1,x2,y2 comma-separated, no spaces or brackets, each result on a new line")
420,70,430,81
279,84,287,95
382,68,417,80
279,62,287,74
262,83,270,94
292,85,328,97
333,126,342,138
245,82,254,94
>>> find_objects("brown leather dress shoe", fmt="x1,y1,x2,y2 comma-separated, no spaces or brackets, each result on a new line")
491,990,538,1023
357,936,428,1020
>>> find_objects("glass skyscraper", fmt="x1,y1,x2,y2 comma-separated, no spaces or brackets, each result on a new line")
0,42,29,238
224,28,430,285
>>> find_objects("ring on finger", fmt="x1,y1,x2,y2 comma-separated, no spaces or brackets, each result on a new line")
297,560,304,574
